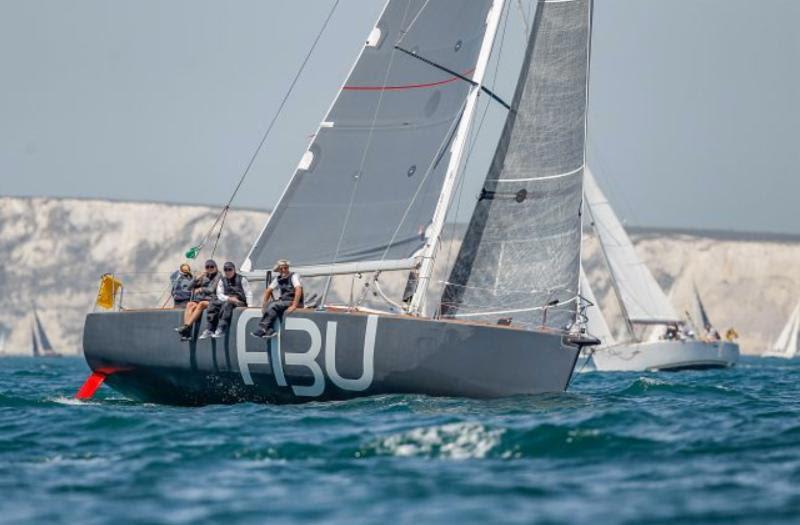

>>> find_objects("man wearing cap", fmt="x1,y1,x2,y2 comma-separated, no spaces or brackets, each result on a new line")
252,259,303,339
200,261,253,339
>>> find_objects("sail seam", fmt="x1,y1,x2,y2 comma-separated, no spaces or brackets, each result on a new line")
488,164,583,183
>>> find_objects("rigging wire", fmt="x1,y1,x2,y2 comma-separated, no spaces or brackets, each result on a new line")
191,0,341,259
329,1,415,267
441,0,511,291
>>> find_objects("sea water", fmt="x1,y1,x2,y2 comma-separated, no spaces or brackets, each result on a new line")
1,356,798,524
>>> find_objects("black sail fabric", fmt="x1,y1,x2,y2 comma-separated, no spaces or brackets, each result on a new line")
441,0,591,330
245,0,492,271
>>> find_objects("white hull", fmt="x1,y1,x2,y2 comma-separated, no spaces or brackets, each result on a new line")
577,340,740,372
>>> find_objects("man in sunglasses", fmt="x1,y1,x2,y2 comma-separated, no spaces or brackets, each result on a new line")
200,261,253,339
176,259,220,341
251,259,303,339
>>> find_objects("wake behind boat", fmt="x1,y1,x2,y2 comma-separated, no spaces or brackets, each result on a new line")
579,169,739,372
80,0,598,404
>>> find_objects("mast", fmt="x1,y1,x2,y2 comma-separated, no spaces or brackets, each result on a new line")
576,0,594,324
408,0,508,316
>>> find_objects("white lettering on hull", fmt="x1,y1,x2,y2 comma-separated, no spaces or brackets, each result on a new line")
282,317,325,397
236,310,269,386
236,313,379,396
325,315,377,391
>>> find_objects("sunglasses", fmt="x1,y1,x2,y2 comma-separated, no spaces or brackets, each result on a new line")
205,265,216,270
224,268,235,272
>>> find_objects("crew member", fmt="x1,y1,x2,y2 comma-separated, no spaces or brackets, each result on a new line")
200,261,252,339
252,259,303,339
170,263,194,308
176,260,220,341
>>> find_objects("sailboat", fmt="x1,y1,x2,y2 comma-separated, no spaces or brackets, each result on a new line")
763,301,800,358
579,169,739,371
31,307,61,358
80,0,597,405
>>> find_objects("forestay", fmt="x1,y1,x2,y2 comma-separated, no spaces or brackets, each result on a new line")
441,0,592,330
580,267,615,346
244,0,493,272
583,169,681,325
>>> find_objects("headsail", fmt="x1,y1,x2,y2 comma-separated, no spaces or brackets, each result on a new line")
244,0,494,273
583,169,680,326
441,0,592,330
580,267,615,346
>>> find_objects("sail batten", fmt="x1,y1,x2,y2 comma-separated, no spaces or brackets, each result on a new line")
245,0,494,274
441,0,592,330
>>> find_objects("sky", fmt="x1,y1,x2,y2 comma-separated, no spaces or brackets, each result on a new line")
1,0,798,234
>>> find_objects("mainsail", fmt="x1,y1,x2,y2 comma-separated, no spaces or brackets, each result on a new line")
583,169,680,326
441,0,592,329
689,285,713,331
244,0,494,273
771,301,800,358
32,309,59,358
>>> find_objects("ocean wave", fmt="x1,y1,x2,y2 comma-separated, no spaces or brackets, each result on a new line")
365,422,503,460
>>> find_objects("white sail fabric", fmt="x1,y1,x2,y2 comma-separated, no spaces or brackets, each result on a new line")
580,267,615,346
441,0,591,330
583,169,680,325
245,0,493,271
771,302,800,358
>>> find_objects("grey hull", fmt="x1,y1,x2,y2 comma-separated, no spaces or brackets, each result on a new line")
83,308,581,405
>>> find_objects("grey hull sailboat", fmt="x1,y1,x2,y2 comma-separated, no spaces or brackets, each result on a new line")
82,0,596,405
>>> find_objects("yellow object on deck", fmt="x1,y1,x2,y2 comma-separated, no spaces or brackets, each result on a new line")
96,274,123,310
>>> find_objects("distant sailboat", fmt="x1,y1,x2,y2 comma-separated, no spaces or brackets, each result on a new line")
763,301,800,358
31,308,61,358
579,169,739,371
0,331,6,354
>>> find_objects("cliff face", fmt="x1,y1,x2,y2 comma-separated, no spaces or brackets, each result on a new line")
0,197,268,355
582,229,800,355
0,196,798,355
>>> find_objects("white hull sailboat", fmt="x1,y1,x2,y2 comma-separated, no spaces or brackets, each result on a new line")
763,301,799,358
80,0,598,404
579,169,739,372
580,340,739,372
